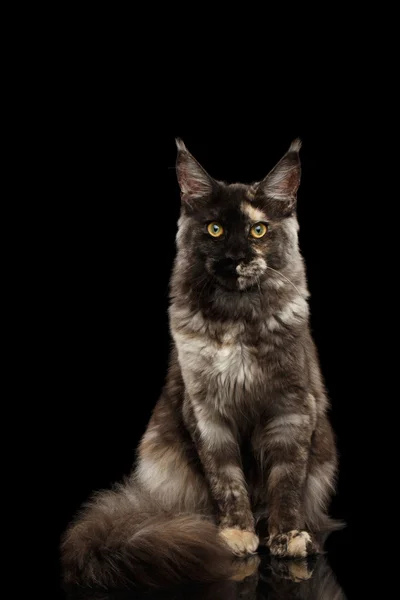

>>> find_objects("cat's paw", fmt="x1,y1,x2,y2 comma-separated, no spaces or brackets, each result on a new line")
268,530,318,558
230,554,261,581
220,528,259,557
269,557,315,582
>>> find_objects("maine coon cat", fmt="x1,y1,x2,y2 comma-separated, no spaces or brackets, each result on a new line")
61,139,342,593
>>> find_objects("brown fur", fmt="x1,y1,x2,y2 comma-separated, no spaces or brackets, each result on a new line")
61,139,343,594
61,486,235,590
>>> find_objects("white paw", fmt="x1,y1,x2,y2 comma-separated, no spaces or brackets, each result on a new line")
230,555,261,581
219,528,259,557
268,530,317,558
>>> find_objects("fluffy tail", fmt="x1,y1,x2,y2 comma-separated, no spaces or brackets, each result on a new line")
60,486,234,593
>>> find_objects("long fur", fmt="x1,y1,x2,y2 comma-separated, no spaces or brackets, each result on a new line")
61,483,234,592
61,139,343,594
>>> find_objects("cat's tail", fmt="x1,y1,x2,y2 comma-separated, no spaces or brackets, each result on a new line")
307,512,346,548
60,484,234,594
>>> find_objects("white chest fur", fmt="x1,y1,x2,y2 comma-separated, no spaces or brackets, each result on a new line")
176,330,258,383
171,308,261,408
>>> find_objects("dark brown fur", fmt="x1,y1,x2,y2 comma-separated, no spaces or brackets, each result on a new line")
61,139,343,594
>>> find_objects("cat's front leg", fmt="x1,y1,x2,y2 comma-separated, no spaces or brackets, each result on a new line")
185,398,258,557
254,407,319,559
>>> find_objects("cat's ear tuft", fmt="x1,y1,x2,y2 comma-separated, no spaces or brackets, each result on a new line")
175,137,187,153
288,137,302,153
175,139,215,206
255,140,302,212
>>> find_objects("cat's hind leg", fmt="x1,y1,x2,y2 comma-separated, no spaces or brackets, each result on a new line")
134,405,213,515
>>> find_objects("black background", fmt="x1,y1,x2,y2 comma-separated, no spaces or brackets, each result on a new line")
49,53,383,598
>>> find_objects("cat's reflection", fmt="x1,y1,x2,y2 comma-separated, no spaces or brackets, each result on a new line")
63,550,346,600
255,553,346,600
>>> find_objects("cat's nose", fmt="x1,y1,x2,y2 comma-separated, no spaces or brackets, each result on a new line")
218,258,240,276
225,249,246,262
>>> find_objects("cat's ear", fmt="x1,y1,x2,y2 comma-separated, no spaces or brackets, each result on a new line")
255,139,301,214
175,138,216,206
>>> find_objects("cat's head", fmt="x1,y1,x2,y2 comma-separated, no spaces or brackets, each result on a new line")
175,139,302,292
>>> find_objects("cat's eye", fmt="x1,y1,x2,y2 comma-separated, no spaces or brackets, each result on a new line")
207,222,224,237
250,222,268,239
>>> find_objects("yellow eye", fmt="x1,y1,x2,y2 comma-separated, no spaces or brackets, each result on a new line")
207,222,224,237
250,222,268,239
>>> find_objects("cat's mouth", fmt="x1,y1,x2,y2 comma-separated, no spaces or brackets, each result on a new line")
237,275,261,291
206,258,267,292
212,273,261,292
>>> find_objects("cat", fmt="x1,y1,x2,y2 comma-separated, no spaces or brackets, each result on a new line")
60,138,343,594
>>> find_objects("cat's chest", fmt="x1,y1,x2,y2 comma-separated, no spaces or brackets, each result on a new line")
172,316,264,394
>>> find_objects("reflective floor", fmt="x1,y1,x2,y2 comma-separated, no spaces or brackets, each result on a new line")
63,530,350,599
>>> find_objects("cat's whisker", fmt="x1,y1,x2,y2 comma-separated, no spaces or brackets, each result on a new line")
178,260,196,274
267,266,303,296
